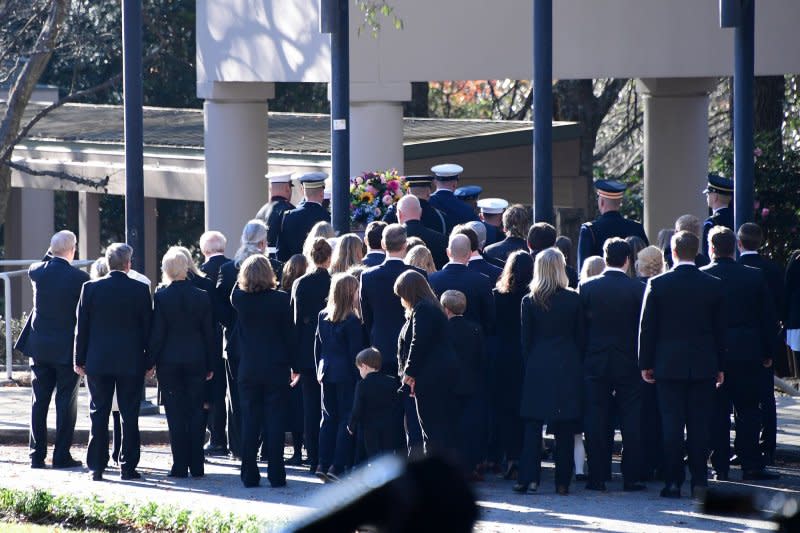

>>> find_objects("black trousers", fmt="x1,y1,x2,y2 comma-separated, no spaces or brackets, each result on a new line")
239,381,287,487
519,420,574,487
29,363,80,464
759,365,777,459
414,388,455,456
225,357,242,457
584,377,643,484
657,379,714,488
86,374,143,474
640,381,664,479
319,381,355,472
362,423,396,460
712,363,762,475
488,353,524,465
300,373,321,466
206,349,228,449
456,393,486,472
159,364,207,476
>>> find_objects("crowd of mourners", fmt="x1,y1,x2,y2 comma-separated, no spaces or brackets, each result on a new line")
17,166,800,502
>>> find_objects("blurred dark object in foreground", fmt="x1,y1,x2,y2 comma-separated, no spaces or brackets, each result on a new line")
703,486,800,532
285,454,478,533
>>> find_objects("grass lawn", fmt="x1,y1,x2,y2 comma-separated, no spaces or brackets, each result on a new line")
0,522,106,532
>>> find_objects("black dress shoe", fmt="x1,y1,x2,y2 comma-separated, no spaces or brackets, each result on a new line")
52,458,82,469
91,471,104,481
191,470,204,478
203,445,229,457
556,485,569,496
30,460,46,469
691,485,708,500
286,454,304,466
585,481,607,491
121,470,142,480
574,473,588,482
660,485,681,498
623,482,646,492
742,469,780,481
270,480,287,488
314,466,329,482
168,469,188,479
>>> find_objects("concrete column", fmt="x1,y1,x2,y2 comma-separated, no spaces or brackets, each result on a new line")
346,83,410,175
201,82,274,257
78,191,101,262
144,197,158,289
636,78,717,241
3,188,54,315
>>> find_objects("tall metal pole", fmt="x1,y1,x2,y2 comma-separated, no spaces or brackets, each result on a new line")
122,0,144,273
122,0,156,415
733,0,754,232
330,0,351,234
532,0,553,224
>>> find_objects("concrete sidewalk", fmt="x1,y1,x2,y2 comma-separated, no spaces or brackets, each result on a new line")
2,383,800,459
0,384,169,445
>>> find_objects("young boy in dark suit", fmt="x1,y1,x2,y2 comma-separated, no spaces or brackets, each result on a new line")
441,290,486,480
348,348,400,461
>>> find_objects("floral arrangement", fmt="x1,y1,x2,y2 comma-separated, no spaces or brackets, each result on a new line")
350,170,407,226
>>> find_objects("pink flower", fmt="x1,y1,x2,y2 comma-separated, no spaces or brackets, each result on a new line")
366,185,378,195
355,176,364,185
382,194,393,205
754,147,763,157
761,207,770,218
754,200,761,210
387,180,399,192
373,208,381,217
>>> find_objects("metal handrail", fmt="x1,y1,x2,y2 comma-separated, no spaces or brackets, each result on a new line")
1,259,94,379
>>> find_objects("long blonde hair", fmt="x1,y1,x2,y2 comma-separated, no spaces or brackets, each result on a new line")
529,248,569,310
405,246,436,275
330,233,365,274
324,273,361,323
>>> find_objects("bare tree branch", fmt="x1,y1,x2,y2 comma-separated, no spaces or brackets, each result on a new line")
3,159,109,189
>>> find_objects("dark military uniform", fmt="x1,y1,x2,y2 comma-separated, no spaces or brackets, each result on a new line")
256,196,294,248
383,199,447,235
702,206,734,258
429,189,478,233
277,202,329,261
578,212,648,271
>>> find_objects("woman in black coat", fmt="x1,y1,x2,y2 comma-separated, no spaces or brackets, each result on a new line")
314,273,366,480
490,250,533,479
291,238,333,473
515,248,584,495
395,270,456,455
231,255,297,488
150,248,215,478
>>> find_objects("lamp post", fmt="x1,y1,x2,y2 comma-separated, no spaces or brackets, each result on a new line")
532,0,553,224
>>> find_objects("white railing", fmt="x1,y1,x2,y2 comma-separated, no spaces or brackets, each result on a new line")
1,259,94,380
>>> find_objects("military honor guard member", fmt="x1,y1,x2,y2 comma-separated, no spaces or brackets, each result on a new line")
429,163,479,233
454,185,483,215
477,198,508,248
277,172,330,261
383,175,447,234
20,231,89,470
701,227,779,482
701,174,734,258
577,179,648,271
638,231,725,499
256,172,295,249
458,223,503,285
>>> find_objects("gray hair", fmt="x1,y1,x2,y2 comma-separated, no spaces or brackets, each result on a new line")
464,221,487,249
50,230,76,257
161,246,189,285
90,257,109,279
199,231,227,255
234,219,268,267
106,243,133,271
175,246,202,277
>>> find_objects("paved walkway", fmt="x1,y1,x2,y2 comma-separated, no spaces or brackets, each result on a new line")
2,385,800,531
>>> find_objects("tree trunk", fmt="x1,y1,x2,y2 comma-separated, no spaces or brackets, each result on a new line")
0,0,70,227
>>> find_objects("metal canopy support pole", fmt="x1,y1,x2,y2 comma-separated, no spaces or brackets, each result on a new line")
122,0,156,415
330,0,351,234
733,0,755,232
533,0,554,224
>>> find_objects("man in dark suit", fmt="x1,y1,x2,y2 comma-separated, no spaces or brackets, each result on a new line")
360,224,426,454
383,175,447,234
477,198,508,248
429,234,495,337
428,164,479,234
74,243,153,481
701,227,779,482
577,179,648,271
198,230,231,456
579,238,645,492
737,222,784,463
277,172,330,261
701,174,734,258
527,222,578,288
398,194,448,269
256,172,295,249
458,223,502,285
639,231,726,499
362,221,387,267
18,231,89,469
484,204,530,264
664,215,711,269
